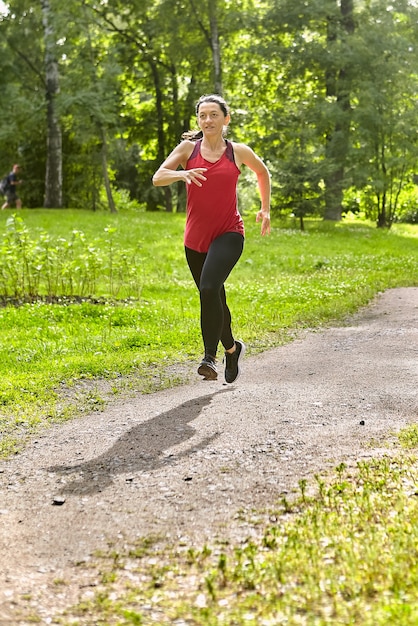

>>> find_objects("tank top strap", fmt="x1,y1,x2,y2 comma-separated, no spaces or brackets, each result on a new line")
189,139,202,160
225,140,236,164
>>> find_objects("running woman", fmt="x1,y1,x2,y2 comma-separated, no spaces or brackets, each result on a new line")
152,94,271,383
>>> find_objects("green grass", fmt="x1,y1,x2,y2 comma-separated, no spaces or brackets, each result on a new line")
60,444,418,625
0,210,417,456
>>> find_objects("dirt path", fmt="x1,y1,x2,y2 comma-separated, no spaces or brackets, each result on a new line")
0,287,417,624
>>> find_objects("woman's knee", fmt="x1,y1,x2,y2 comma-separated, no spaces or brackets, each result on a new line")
199,283,220,302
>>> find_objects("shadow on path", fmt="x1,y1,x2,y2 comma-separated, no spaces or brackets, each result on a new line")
49,389,231,495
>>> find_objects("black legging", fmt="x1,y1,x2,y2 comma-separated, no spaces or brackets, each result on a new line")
185,232,244,358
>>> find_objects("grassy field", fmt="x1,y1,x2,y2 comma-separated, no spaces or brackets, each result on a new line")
0,209,417,457
1,209,418,624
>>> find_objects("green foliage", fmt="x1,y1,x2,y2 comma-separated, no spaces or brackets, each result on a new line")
0,215,142,299
2,0,418,215
348,0,418,227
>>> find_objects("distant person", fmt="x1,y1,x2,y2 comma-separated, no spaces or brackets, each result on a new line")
153,94,271,383
1,164,22,209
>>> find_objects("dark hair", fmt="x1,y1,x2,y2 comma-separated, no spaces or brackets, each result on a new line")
181,94,230,141
195,94,230,117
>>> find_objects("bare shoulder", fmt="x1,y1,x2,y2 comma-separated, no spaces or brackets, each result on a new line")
180,138,196,150
174,139,196,158
160,139,196,170
177,140,197,165
230,141,253,155
231,141,267,172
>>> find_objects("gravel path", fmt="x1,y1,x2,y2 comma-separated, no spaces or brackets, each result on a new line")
0,287,417,624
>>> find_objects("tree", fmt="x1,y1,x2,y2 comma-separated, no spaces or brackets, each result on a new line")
83,0,231,211
1,0,418,221
0,0,47,206
60,1,120,212
190,0,223,94
350,0,418,227
323,0,355,221
41,0,62,208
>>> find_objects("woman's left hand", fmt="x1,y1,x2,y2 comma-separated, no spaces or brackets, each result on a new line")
256,210,271,236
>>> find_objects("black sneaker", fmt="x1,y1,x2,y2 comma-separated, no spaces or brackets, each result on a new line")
224,340,246,383
197,356,218,380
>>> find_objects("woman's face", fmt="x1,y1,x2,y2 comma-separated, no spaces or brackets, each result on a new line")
197,102,230,136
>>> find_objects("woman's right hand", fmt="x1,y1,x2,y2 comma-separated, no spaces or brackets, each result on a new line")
184,168,208,187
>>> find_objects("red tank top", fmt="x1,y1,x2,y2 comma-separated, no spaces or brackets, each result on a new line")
184,139,244,253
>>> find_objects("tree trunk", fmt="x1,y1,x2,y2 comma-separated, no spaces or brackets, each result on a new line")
100,126,117,214
149,57,173,212
208,0,223,94
323,0,354,221
376,192,387,228
323,164,346,221
189,0,223,95
41,0,62,208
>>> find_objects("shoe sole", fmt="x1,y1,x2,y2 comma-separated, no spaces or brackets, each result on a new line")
198,363,218,381
225,340,246,384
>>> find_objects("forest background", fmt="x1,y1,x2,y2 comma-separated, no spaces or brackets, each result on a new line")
1,0,418,228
